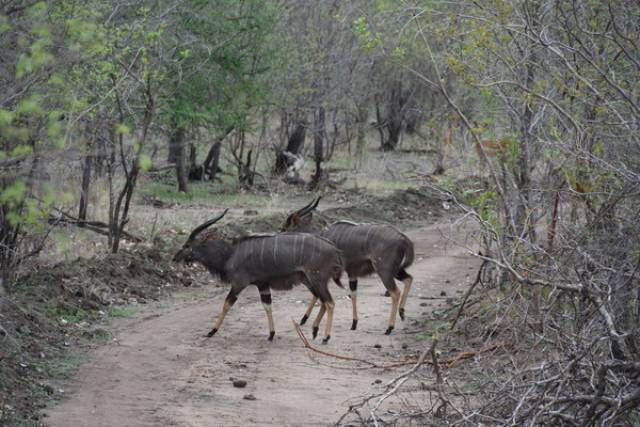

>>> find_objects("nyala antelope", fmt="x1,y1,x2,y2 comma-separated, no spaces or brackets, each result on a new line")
282,198,415,335
174,209,344,343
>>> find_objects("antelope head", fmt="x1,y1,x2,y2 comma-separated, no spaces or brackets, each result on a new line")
281,197,321,232
173,209,229,263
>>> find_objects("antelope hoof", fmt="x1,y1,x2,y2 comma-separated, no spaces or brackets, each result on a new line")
312,326,319,339
399,308,405,321
206,328,218,338
384,326,394,335
322,335,331,344
351,319,358,330
268,331,275,341
300,314,309,325
384,290,391,297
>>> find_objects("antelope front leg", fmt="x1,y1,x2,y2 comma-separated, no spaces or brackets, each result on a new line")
259,287,276,341
207,290,238,337
385,286,401,335
311,302,327,339
301,296,317,325
398,275,413,321
322,301,335,344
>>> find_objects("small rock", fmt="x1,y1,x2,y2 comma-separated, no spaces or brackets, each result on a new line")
402,343,408,350
373,344,382,349
244,209,259,216
243,394,257,401
420,302,428,307
233,380,248,388
440,291,447,297
374,379,382,384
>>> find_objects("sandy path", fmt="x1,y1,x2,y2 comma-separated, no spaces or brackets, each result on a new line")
45,222,479,427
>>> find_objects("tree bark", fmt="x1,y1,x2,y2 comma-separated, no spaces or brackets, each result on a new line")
171,126,188,193
311,106,325,186
78,152,93,224
203,126,233,181
355,103,368,167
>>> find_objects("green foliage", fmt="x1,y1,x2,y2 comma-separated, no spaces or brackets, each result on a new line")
160,0,277,134
109,306,138,318
139,179,270,206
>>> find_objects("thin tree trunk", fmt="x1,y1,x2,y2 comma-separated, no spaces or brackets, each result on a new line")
78,152,93,224
203,126,233,181
311,106,325,186
171,126,188,193
355,103,368,168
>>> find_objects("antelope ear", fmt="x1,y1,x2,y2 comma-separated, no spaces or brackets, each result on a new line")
300,213,313,225
292,214,301,225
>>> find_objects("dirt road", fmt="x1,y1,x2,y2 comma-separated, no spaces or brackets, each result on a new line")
45,222,478,427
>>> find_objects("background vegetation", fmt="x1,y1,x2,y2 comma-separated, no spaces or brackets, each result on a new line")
1,0,639,425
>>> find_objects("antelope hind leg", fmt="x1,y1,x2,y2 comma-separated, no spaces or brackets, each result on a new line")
398,273,413,321
301,296,317,325
322,301,335,344
259,289,276,341
312,303,327,339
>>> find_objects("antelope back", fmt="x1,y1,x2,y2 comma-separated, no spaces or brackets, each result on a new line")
225,233,340,284
323,221,408,260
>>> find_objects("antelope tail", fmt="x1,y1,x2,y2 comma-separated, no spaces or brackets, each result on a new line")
400,239,415,270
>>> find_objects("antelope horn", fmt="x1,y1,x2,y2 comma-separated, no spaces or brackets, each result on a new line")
298,196,321,217
284,197,321,230
187,209,229,242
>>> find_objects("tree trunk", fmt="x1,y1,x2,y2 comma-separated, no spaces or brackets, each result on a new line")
355,103,368,167
203,126,233,181
381,83,405,151
275,120,307,175
78,152,93,224
171,126,188,193
311,106,325,187
383,117,402,151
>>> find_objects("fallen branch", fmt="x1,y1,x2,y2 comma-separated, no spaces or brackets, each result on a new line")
48,215,142,242
293,320,504,370
293,320,400,368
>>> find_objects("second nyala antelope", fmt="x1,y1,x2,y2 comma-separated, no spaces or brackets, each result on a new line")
173,209,343,343
282,198,415,335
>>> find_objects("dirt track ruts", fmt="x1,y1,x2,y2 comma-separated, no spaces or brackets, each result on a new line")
45,221,479,427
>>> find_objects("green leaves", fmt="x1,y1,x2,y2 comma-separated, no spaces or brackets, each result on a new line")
138,154,152,172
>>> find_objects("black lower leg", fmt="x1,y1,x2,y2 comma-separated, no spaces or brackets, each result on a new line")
300,314,309,325
385,326,394,335
349,280,358,292
322,335,331,344
399,308,405,321
268,331,275,341
312,326,319,338
260,292,272,305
